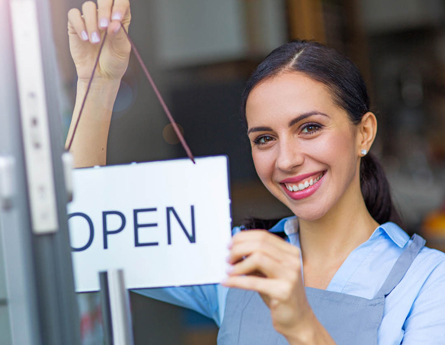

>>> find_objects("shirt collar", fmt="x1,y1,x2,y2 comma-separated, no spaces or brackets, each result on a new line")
269,217,409,248
269,216,298,235
371,222,410,248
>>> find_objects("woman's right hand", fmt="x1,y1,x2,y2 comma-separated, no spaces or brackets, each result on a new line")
67,0,132,83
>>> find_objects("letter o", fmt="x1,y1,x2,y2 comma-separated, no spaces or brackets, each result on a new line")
68,212,94,252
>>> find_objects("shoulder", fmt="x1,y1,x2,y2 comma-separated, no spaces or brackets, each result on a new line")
407,226,445,278
380,222,445,272
411,245,445,285
395,241,445,314
377,223,445,301
376,227,445,342
400,247,445,342
417,244,445,263
396,227,445,292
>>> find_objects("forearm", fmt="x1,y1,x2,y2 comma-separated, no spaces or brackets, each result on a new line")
66,78,121,168
286,311,337,345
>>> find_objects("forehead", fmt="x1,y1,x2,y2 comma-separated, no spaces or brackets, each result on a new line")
245,71,340,125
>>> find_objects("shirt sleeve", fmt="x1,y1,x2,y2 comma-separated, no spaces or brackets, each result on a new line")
131,227,239,326
401,259,445,344
133,284,228,326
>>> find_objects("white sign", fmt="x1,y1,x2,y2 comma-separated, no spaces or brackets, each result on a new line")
68,156,232,292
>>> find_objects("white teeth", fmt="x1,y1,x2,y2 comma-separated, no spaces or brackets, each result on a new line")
285,172,325,193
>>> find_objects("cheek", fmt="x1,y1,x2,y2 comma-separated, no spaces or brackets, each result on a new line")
252,149,275,184
320,130,358,182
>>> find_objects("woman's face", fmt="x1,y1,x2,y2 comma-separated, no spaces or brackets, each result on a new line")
246,72,361,221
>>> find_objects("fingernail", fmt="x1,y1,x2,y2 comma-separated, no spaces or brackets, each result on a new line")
227,240,232,249
112,12,122,21
226,265,234,274
91,32,100,43
81,30,88,41
99,18,109,28
226,255,232,263
113,24,121,34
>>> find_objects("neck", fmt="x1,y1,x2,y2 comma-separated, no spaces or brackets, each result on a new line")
298,178,379,267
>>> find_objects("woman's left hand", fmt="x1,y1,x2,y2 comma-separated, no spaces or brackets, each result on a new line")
222,230,314,340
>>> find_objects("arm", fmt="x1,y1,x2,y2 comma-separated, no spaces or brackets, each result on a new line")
66,79,120,168
66,0,131,168
65,0,232,328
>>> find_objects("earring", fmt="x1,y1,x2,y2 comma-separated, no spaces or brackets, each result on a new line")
361,149,367,156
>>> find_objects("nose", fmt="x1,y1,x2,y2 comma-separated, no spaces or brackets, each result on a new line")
275,137,304,172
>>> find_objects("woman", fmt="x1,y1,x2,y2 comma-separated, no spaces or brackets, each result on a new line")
67,1,445,344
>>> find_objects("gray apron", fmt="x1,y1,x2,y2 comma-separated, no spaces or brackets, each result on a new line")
218,234,425,345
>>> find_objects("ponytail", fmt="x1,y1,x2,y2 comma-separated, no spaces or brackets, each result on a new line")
360,153,404,227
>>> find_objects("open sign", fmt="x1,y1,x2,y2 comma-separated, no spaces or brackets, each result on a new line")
68,156,232,292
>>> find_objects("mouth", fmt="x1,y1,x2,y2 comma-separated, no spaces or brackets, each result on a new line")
280,170,326,200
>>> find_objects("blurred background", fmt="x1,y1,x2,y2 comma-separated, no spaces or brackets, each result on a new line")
50,0,445,343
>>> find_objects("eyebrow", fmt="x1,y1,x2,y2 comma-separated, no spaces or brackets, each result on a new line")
247,111,329,134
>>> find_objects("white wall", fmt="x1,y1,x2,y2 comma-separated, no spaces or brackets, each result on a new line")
153,0,287,67
154,0,247,67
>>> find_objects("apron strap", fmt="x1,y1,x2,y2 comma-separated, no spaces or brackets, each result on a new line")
375,234,426,298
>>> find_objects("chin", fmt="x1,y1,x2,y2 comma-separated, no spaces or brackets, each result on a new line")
289,203,330,222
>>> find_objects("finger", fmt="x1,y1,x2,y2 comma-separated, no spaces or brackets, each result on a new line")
111,0,129,22
230,231,300,263
232,230,294,252
109,0,130,35
228,238,291,266
82,1,100,44
68,8,89,42
229,252,285,279
97,0,113,31
222,276,286,300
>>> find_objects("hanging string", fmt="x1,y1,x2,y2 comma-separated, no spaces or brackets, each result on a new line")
66,23,196,164
120,23,195,163
66,31,108,152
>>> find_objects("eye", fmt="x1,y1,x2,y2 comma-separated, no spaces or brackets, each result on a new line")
253,135,275,145
301,123,322,135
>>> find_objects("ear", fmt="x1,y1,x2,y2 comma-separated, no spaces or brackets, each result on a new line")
356,112,377,155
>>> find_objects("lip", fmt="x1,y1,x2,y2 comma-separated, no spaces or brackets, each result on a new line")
280,170,326,184
281,170,326,200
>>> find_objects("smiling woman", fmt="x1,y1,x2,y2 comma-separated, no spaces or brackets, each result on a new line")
218,42,445,345
66,2,445,344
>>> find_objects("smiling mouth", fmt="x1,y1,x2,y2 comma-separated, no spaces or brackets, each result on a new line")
283,171,326,192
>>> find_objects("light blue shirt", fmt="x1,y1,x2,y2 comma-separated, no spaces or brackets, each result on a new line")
135,217,445,344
